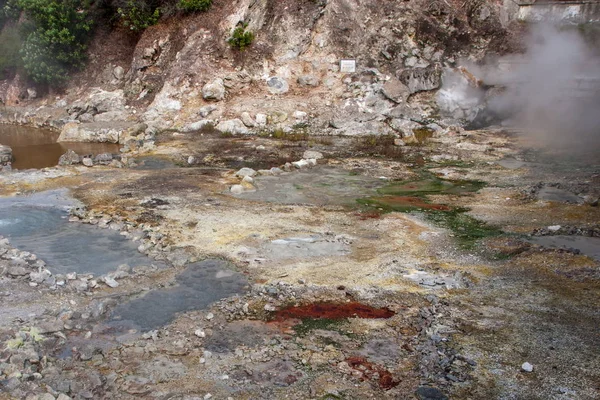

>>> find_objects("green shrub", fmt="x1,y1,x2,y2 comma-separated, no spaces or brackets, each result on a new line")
18,0,92,85
0,26,22,79
117,0,159,32
228,23,254,50
178,0,210,13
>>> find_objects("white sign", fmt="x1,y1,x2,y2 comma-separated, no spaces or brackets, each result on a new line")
340,59,356,73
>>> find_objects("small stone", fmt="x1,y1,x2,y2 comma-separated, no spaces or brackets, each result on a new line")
204,394,212,400
242,176,254,184
202,78,226,101
547,225,561,232
255,113,267,126
205,313,214,320
240,112,256,127
264,304,276,312
194,329,206,338
82,157,94,167
521,362,534,372
103,276,119,288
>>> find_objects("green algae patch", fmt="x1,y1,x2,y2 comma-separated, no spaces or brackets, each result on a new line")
378,177,485,197
424,208,503,249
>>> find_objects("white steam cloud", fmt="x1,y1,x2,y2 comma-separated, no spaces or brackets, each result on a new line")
488,24,600,151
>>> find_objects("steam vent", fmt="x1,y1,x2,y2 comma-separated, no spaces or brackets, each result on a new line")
0,0,599,399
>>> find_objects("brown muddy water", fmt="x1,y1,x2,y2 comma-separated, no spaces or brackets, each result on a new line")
0,125,120,169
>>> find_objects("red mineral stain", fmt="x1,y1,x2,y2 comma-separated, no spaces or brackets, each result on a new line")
273,302,395,321
346,356,400,390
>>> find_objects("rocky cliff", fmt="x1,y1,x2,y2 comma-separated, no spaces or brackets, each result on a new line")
1,0,521,142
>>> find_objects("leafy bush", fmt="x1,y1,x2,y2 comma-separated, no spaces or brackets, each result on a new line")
179,0,210,13
228,23,254,51
117,0,159,32
0,26,22,79
18,0,92,85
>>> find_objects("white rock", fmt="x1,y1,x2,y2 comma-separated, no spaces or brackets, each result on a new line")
202,78,226,101
292,159,310,169
182,120,212,133
293,110,308,121
240,112,256,127
66,272,77,281
521,362,534,372
264,304,276,312
194,329,206,338
103,276,119,288
230,185,245,194
547,225,561,232
205,312,214,320
255,113,267,126
242,175,254,184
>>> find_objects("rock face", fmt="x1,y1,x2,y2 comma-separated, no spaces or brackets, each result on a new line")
0,144,12,166
202,78,226,101
399,67,442,94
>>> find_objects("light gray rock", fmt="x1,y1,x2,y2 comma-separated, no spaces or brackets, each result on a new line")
113,66,125,80
8,266,29,277
82,157,94,167
58,122,133,143
199,105,217,117
230,185,244,194
521,362,534,372
303,150,323,160
240,112,256,127
102,276,119,288
0,144,13,165
382,77,411,104
398,66,442,94
29,269,51,284
181,120,212,133
266,76,289,94
297,75,319,87
215,119,249,135
293,110,307,121
202,78,226,101
87,89,126,113
255,113,267,126
235,167,257,178
27,88,37,99
94,153,113,164
94,111,128,122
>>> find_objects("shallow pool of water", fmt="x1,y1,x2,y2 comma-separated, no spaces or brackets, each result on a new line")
529,235,600,261
0,190,165,275
0,205,165,275
108,259,247,332
0,125,120,169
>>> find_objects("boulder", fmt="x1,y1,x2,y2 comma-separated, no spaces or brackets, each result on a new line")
215,119,249,135
94,153,113,164
235,167,257,178
58,150,80,166
87,89,126,113
202,78,226,101
382,77,411,104
0,144,12,165
398,66,442,94
58,122,134,143
266,76,289,94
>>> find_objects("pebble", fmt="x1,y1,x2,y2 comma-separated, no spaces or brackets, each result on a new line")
521,362,534,372
194,329,206,338
205,312,214,320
